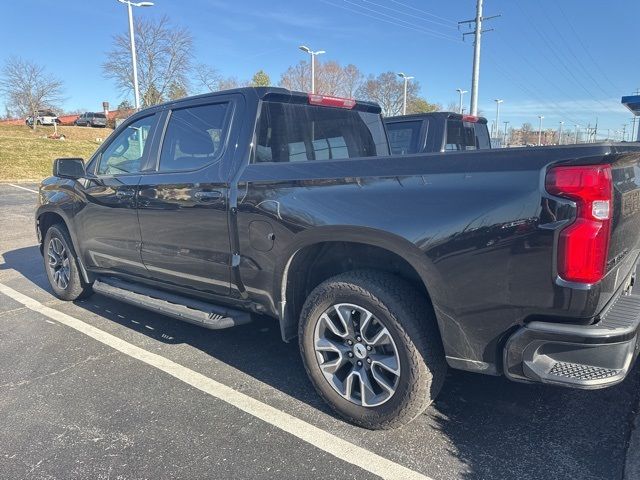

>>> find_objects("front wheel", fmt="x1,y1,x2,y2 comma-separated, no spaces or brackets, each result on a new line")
43,224,92,301
299,270,446,429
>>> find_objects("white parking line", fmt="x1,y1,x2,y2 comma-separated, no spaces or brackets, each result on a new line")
0,282,432,480
7,184,38,194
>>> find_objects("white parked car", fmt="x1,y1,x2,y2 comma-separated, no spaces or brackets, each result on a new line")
26,110,60,126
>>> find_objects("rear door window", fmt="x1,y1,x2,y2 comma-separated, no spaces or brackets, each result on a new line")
253,102,388,163
159,102,231,172
386,120,423,154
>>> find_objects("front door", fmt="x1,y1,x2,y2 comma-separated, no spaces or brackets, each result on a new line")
137,99,237,295
77,113,158,277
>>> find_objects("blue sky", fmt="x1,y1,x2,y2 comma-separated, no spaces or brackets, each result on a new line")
2,0,639,136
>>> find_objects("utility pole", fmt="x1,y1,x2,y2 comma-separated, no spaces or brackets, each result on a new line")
456,88,467,114
558,121,564,145
574,124,579,144
622,124,627,142
631,117,637,142
493,99,503,139
503,120,509,146
537,116,544,146
459,0,500,116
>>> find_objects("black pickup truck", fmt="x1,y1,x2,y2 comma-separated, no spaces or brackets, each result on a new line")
384,111,492,154
36,87,640,429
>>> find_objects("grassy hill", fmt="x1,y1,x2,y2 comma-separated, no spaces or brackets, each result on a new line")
0,124,113,181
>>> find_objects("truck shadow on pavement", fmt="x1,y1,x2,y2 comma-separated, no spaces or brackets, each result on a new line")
2,245,639,480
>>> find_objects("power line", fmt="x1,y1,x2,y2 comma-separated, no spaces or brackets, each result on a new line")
360,0,458,30
320,0,462,43
515,2,622,115
555,2,623,93
538,6,617,99
388,0,459,26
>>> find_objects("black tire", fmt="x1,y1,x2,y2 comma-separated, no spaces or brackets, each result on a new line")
299,270,446,429
43,224,93,301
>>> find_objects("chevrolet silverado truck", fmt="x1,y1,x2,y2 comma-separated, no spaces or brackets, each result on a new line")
384,111,491,154
36,87,640,429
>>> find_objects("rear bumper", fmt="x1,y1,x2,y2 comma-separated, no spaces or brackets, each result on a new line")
504,293,640,389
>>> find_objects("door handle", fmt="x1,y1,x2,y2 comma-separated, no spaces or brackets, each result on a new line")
115,190,134,199
194,190,223,202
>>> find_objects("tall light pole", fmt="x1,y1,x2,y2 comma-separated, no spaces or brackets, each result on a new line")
118,0,154,110
622,124,627,142
299,45,325,94
456,88,467,114
574,124,580,144
537,115,544,146
503,120,509,146
397,72,414,115
493,99,503,138
558,121,564,145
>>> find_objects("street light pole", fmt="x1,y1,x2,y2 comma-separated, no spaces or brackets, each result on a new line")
558,121,564,145
503,120,509,145
456,88,467,114
118,0,154,110
537,115,544,146
493,99,503,138
574,124,579,144
397,73,414,115
298,46,325,94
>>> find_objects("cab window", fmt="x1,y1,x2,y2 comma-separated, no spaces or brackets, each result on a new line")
97,115,155,175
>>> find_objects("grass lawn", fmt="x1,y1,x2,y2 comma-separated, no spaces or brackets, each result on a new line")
0,124,113,181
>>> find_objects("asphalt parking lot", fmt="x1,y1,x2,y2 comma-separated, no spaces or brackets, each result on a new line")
1,182,639,480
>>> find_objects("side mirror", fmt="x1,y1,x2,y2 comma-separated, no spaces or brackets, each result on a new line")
53,158,86,179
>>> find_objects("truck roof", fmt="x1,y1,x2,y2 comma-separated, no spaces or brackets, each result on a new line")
143,87,382,114
385,111,488,124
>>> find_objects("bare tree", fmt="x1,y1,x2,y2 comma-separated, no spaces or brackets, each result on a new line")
103,15,193,107
356,71,420,117
279,60,310,92
194,63,222,92
0,56,64,130
341,64,363,98
193,64,241,92
316,61,344,96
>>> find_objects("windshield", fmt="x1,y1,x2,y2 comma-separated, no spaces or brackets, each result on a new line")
253,101,389,163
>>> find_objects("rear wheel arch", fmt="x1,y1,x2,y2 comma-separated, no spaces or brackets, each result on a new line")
276,232,441,342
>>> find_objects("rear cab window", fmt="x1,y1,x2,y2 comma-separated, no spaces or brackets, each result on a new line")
252,100,388,163
445,118,491,151
386,120,424,155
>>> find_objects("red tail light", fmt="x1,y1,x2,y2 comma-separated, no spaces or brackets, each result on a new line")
308,94,356,109
462,115,479,123
545,165,613,284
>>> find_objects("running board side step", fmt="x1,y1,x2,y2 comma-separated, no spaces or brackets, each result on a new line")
93,278,251,330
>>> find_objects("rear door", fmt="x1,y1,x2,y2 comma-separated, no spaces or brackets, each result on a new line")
136,95,241,295
76,113,159,277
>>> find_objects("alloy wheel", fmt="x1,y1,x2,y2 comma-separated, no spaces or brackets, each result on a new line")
47,237,70,290
313,303,401,407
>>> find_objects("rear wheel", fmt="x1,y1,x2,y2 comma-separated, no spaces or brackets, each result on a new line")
299,270,446,429
43,224,92,301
